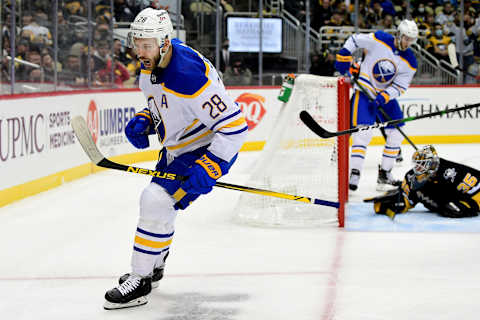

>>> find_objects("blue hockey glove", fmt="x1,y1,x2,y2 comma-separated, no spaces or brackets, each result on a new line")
371,92,389,108
334,48,353,76
125,108,152,149
182,151,229,194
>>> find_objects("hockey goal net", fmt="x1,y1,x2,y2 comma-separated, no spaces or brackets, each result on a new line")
234,75,349,227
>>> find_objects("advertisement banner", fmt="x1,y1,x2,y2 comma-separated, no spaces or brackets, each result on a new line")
1,84,480,203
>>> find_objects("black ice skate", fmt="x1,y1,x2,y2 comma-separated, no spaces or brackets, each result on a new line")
376,165,401,192
119,267,164,289
349,169,361,191
104,274,152,310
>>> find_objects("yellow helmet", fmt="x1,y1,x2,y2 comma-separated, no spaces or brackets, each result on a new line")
412,145,440,178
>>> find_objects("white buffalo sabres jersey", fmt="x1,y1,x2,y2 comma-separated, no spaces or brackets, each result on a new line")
343,31,417,101
138,39,248,162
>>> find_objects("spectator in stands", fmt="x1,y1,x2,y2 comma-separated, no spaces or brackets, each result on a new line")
22,11,52,46
379,13,395,30
59,54,84,86
377,0,396,17
94,40,130,87
20,48,43,81
450,13,476,71
64,1,86,18
465,55,480,84
124,47,141,86
16,40,30,61
222,58,252,86
426,23,451,61
310,50,335,76
219,39,230,74
313,0,334,31
41,52,61,82
113,39,132,66
284,1,307,22
326,11,346,28
28,68,43,83
114,0,136,22
435,2,456,25
21,12,33,28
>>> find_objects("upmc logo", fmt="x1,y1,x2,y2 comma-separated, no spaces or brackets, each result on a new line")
86,100,99,143
235,93,266,131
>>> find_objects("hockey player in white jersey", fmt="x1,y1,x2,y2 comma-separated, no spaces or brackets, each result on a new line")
334,20,418,191
103,8,248,310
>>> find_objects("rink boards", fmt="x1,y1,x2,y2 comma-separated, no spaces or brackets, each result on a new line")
1,85,480,206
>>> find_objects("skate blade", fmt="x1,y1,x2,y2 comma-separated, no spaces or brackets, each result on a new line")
376,183,397,192
103,296,148,310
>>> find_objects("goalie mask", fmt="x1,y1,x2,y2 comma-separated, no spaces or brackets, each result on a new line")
412,145,440,179
397,19,418,50
127,8,174,66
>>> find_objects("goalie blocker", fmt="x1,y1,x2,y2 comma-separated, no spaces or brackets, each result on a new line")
364,145,480,220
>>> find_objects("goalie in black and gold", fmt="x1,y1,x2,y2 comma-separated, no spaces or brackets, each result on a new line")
364,145,480,219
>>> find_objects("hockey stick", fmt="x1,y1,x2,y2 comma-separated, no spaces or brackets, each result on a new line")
300,102,480,138
71,116,340,209
351,76,418,150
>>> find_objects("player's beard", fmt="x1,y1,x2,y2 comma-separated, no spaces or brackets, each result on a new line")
140,53,160,70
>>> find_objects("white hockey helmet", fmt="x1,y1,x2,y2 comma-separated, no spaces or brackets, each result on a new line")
397,19,418,43
127,8,174,60
412,145,440,179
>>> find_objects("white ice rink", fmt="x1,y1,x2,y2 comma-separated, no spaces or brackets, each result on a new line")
1,144,480,319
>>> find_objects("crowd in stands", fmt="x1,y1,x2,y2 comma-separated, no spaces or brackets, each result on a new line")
2,0,480,90
307,0,480,83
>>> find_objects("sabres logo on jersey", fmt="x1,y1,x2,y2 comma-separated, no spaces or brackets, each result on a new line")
372,59,397,84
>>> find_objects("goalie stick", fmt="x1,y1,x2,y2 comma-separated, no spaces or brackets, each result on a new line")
71,116,340,209
300,102,480,138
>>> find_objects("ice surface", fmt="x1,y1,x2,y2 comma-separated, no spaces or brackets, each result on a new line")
1,144,479,319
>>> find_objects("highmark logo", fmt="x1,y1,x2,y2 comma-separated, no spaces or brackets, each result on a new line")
235,93,266,130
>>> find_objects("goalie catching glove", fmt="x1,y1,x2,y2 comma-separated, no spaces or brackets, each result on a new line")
182,151,231,194
364,189,411,220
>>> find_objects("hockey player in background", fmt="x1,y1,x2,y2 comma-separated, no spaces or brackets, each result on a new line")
365,145,480,220
103,8,248,310
334,19,418,191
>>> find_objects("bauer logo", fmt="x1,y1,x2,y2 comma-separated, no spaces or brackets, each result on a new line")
87,100,99,143
235,93,266,130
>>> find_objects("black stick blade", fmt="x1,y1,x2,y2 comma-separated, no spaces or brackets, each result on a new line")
299,110,336,138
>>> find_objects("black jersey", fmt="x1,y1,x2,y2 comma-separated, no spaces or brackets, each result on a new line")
401,158,480,217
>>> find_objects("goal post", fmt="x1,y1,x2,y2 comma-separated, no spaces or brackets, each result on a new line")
233,75,350,227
